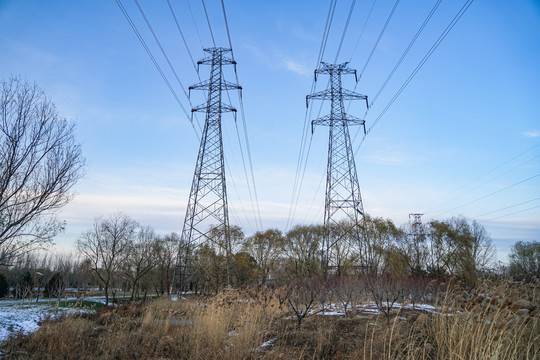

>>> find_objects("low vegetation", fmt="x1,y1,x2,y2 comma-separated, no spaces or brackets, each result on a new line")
1,277,538,359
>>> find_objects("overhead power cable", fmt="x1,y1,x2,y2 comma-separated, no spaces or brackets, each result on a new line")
201,0,216,47
334,0,357,63
186,0,204,48
368,0,443,109
349,0,378,63
359,0,401,78
485,204,540,222
433,173,540,217
166,0,199,75
221,0,264,230
286,0,337,231
435,153,540,214
133,0,202,132
426,142,540,213
355,0,475,153
475,197,540,218
115,0,198,137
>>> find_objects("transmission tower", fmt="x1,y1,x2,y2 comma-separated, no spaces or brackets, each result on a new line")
172,47,241,293
308,62,369,276
409,213,424,235
408,213,425,274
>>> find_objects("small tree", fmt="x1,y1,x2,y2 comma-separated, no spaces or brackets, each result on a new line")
231,251,258,286
77,213,137,305
284,224,324,279
331,275,363,317
286,280,322,327
508,240,540,282
122,225,157,301
364,272,405,324
151,233,177,295
43,272,64,299
243,228,284,285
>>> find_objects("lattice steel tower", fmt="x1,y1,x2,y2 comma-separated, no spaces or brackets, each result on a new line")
307,62,369,275
173,47,241,293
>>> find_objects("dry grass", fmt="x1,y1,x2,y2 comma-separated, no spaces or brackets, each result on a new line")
1,279,538,359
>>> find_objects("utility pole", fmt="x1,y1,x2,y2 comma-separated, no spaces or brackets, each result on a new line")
172,47,241,294
308,62,369,276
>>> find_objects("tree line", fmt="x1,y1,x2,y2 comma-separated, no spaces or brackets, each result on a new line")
0,211,507,304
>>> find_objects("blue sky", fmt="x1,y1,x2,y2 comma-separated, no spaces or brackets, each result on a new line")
0,0,538,262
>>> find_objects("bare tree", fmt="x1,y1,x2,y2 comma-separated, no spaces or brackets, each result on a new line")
286,280,322,327
151,232,177,295
0,78,85,266
365,272,404,324
76,213,137,305
122,225,157,301
331,275,363,317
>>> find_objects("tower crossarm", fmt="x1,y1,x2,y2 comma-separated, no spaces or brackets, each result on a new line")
197,47,237,66
189,80,241,92
191,103,237,114
315,61,357,77
307,90,368,108
311,114,365,134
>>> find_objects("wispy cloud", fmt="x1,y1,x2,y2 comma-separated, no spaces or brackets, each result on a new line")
522,130,540,138
275,52,311,76
284,59,311,76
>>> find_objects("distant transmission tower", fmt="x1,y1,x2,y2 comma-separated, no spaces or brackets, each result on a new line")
308,62,369,276
172,47,241,293
409,213,424,235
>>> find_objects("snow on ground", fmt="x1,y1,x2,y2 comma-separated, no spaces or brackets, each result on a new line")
0,299,101,343
311,302,440,317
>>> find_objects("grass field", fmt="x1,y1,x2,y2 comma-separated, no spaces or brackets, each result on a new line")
0,278,538,359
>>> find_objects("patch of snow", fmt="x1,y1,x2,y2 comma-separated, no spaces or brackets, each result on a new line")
259,338,275,348
251,338,276,353
0,300,98,343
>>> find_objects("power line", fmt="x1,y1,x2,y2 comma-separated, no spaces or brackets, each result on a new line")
359,0,401,78
434,173,540,217
115,0,197,137
133,0,202,132
318,0,338,66
426,143,540,213
475,197,540,218
201,0,216,47
186,0,204,49
220,0,234,60
286,0,338,231
368,0,443,109
355,0,475,153
485,204,540,222
349,0,378,63
334,0,357,63
166,0,199,74
220,0,263,230
434,153,540,213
